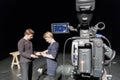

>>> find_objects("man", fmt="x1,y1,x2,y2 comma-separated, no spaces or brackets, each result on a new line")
18,28,38,80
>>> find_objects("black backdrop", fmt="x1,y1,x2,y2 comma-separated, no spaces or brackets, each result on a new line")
0,0,120,60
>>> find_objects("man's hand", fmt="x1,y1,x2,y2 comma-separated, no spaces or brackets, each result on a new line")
31,54,38,58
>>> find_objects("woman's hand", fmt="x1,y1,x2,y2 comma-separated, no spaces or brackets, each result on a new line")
35,52,42,56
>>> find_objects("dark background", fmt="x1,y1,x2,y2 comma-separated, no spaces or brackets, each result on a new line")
0,0,120,60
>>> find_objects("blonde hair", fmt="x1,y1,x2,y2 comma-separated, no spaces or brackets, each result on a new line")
24,28,34,35
43,31,53,39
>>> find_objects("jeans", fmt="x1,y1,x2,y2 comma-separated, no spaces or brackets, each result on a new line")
20,62,33,80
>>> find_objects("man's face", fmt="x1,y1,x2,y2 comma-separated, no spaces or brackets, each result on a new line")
27,34,33,40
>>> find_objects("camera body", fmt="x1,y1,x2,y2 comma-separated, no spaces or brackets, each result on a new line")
71,36,104,78
52,22,111,79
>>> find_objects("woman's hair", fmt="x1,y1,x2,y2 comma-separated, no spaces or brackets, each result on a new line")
24,28,34,35
43,31,54,39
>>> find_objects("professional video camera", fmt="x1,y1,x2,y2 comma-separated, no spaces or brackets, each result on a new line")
51,0,116,80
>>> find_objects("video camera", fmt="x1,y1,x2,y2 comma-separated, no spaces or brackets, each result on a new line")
51,0,115,80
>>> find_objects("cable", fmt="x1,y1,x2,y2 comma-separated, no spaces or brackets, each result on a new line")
101,35,111,48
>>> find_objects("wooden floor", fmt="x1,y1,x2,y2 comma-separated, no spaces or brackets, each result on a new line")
0,53,120,80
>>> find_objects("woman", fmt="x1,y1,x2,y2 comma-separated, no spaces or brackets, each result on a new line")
41,31,59,80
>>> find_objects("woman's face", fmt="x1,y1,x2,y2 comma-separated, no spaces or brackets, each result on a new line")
45,38,51,43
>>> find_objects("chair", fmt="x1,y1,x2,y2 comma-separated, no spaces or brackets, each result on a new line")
10,51,20,69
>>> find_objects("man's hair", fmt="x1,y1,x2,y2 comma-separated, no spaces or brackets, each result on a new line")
43,31,54,39
24,28,34,35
